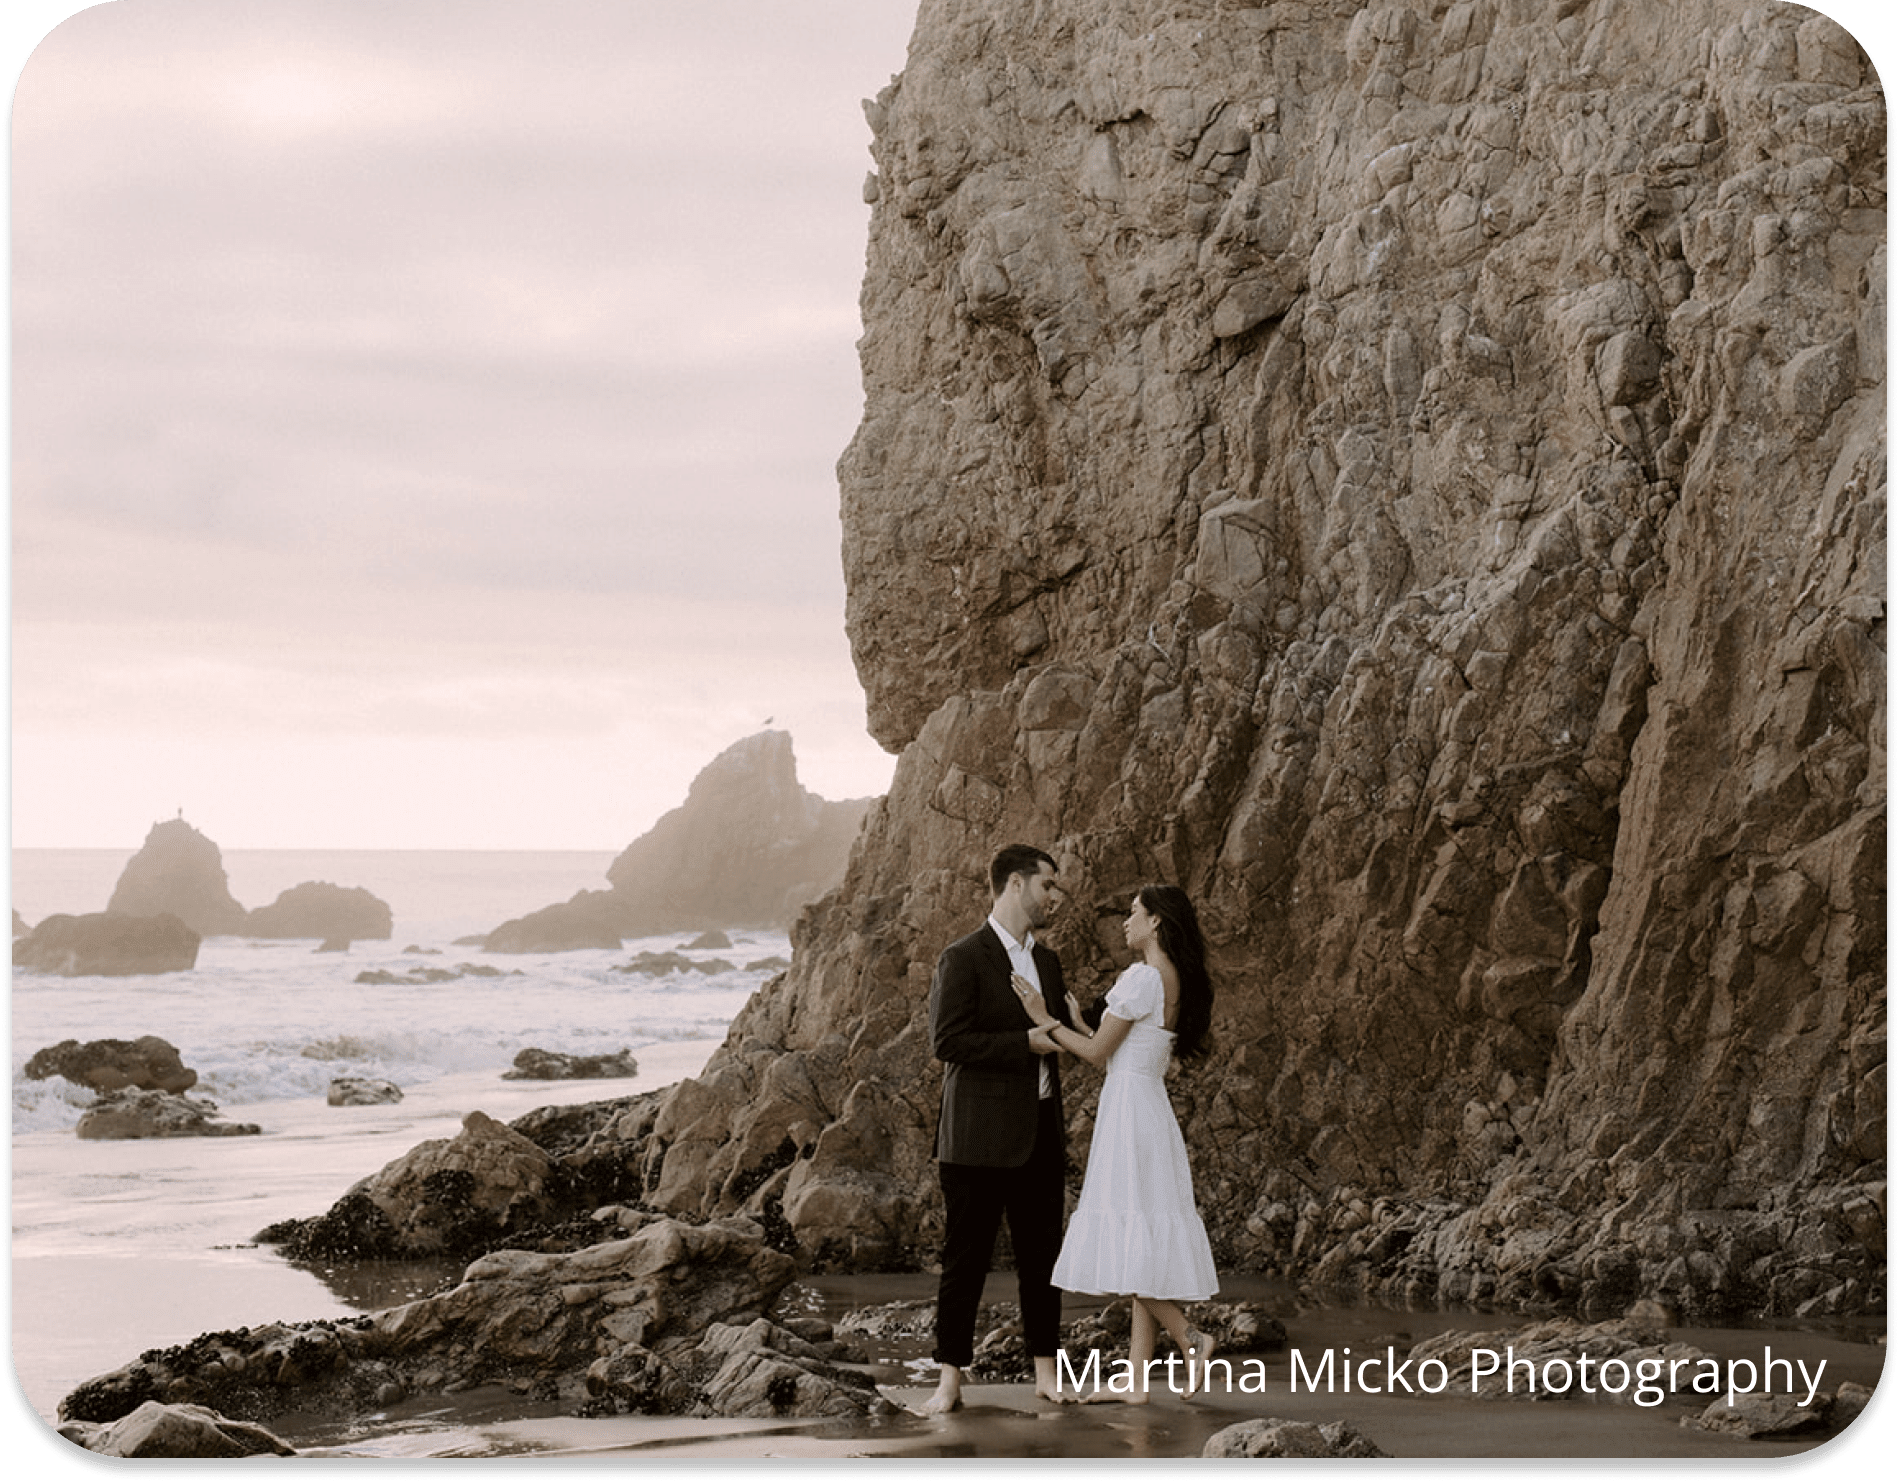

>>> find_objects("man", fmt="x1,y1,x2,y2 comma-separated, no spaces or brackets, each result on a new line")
921,843,1075,1413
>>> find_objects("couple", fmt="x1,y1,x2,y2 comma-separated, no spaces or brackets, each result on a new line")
921,843,1217,1413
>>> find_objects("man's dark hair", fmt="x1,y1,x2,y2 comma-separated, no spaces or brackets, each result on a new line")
989,844,1056,896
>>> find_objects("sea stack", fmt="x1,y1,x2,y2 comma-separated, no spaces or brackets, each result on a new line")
482,730,874,950
106,818,248,937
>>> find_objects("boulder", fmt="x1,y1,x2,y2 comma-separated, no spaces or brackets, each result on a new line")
282,1109,565,1260
106,818,247,936
24,1035,198,1094
13,912,200,976
502,1047,639,1081
683,930,733,950
688,1317,889,1418
482,890,627,953
1405,1317,1722,1405
1202,1419,1389,1459
1827,1381,1876,1431
260,1095,669,1264
76,1089,260,1140
58,1400,295,1458
328,1077,404,1106
1693,1393,1827,1438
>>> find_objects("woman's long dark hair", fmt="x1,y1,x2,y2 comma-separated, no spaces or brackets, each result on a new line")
1139,884,1212,1059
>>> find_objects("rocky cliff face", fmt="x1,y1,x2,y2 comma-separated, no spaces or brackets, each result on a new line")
633,0,1884,1318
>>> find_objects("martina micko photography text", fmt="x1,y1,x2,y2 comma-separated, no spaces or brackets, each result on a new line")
1055,1345,1830,1411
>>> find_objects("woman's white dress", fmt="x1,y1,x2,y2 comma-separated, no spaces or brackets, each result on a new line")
1051,962,1218,1300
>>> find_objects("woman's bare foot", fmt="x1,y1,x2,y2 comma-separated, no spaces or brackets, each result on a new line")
1185,1330,1218,1396
1031,1355,1077,1403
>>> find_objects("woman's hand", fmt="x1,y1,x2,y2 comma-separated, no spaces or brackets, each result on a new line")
1011,973,1058,1028
1066,990,1085,1026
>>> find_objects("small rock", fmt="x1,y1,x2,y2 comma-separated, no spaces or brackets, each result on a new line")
503,1047,639,1081
59,1400,295,1457
76,1089,261,1141
328,1077,404,1106
1693,1392,1825,1438
1203,1418,1389,1458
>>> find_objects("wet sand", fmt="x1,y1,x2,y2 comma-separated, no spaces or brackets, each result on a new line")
241,1272,1892,1462
277,1373,1859,1462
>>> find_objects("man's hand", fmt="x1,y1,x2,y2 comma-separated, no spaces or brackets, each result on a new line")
1028,1025,1059,1055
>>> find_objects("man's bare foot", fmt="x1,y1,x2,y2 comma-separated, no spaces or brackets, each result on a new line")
1185,1330,1218,1397
1031,1356,1076,1404
916,1367,964,1415
1075,1389,1126,1405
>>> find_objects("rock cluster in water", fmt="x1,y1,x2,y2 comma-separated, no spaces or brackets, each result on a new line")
14,818,397,973
482,730,874,950
599,0,1883,1321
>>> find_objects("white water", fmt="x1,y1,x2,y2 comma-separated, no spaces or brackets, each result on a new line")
9,849,778,1432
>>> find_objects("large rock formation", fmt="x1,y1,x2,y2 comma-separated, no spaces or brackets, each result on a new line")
613,0,1884,1319
61,1213,885,1429
12,911,202,976
244,882,394,941
106,818,249,936
483,730,874,949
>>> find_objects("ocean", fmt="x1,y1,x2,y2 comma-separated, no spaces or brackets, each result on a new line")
10,847,778,1434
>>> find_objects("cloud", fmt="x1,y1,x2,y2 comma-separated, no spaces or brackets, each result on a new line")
10,0,909,847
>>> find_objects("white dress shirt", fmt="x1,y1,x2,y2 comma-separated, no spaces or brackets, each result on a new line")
990,913,1054,1099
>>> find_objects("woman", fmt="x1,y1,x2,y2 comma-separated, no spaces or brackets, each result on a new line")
1013,883,1218,1403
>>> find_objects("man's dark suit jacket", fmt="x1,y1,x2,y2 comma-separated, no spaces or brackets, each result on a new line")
929,922,1072,1167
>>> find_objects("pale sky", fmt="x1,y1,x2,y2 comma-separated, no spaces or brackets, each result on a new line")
7,0,915,850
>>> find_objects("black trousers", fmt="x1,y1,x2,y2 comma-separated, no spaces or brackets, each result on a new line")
933,1096,1065,1368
